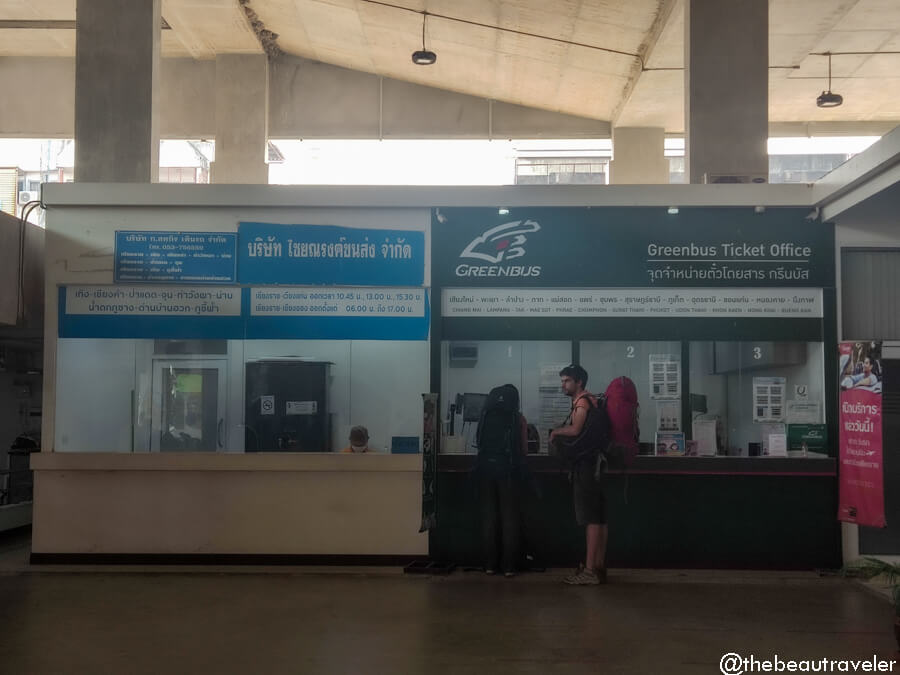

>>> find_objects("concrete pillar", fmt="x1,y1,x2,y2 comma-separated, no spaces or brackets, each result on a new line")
684,0,768,184
211,55,269,184
609,127,669,184
75,0,160,182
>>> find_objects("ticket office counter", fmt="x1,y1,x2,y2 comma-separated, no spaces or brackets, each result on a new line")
431,332,840,569
36,201,433,562
428,206,840,569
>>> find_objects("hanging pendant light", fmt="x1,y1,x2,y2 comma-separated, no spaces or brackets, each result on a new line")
412,11,437,65
816,52,843,108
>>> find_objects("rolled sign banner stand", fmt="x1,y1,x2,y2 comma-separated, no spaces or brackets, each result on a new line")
420,393,438,532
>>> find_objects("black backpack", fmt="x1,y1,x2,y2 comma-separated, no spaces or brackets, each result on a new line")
476,384,522,470
551,393,611,465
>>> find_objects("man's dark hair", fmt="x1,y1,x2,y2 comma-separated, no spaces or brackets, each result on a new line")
559,364,588,388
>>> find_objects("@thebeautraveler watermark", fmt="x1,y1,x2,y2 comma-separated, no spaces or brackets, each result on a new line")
720,653,897,674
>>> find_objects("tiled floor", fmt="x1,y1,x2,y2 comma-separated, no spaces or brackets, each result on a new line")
0,532,895,674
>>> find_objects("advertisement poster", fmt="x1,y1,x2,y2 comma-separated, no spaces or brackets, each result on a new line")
838,341,885,527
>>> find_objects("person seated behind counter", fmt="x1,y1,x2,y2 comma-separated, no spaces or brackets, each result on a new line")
341,425,375,453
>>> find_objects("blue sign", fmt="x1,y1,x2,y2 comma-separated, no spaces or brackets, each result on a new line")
58,286,244,339
58,286,430,341
115,231,237,284
238,222,425,286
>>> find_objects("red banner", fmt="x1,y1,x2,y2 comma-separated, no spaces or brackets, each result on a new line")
838,342,885,527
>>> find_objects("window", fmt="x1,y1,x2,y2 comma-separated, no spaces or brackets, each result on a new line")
441,341,572,453
688,341,825,457
580,341,682,444
54,338,428,453
515,158,608,185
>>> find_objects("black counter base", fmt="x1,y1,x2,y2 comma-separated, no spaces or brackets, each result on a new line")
431,469,841,570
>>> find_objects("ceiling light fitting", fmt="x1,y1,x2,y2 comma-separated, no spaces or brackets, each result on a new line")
816,52,843,108
412,11,437,65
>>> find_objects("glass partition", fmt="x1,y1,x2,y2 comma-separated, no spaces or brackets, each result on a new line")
54,338,428,453
441,340,572,453
579,341,682,445
689,341,826,458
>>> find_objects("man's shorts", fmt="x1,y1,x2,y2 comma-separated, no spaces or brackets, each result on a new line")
573,459,607,526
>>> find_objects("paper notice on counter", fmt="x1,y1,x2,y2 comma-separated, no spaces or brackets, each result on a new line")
768,433,788,457
692,420,718,457
760,423,786,455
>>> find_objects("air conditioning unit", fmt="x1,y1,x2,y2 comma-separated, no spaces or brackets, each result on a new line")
703,173,767,184
18,191,38,204
448,342,478,368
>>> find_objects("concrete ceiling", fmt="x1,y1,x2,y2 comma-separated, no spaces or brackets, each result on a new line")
2,0,899,133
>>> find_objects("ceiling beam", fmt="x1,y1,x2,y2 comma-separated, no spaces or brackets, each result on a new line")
0,19,170,29
610,0,679,126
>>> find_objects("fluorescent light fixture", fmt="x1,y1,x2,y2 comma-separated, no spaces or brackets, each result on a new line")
498,208,510,215
667,207,679,215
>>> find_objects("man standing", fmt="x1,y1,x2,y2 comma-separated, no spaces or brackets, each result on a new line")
550,364,608,585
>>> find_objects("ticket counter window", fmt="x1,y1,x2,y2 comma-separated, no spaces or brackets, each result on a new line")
54,338,428,453
579,341,682,445
689,341,826,458
440,340,572,453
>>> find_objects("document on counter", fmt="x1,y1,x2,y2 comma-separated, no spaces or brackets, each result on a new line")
767,434,788,457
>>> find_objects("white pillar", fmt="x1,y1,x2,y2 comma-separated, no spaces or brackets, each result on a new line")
211,55,269,184
609,127,669,184
684,0,768,184
75,0,160,182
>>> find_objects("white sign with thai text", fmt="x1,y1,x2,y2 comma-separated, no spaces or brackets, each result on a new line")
442,288,822,318
251,287,425,318
66,286,241,317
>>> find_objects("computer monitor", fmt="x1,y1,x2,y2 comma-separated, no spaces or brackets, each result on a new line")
462,393,488,422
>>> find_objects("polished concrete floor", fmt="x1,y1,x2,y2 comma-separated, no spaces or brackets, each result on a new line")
0,533,896,674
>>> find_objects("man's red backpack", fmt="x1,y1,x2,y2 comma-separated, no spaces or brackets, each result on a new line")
602,376,640,470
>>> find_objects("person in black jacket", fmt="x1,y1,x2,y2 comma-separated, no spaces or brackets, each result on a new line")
477,384,528,578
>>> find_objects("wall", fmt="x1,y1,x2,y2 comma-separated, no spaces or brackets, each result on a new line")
836,216,900,354
31,453,427,556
